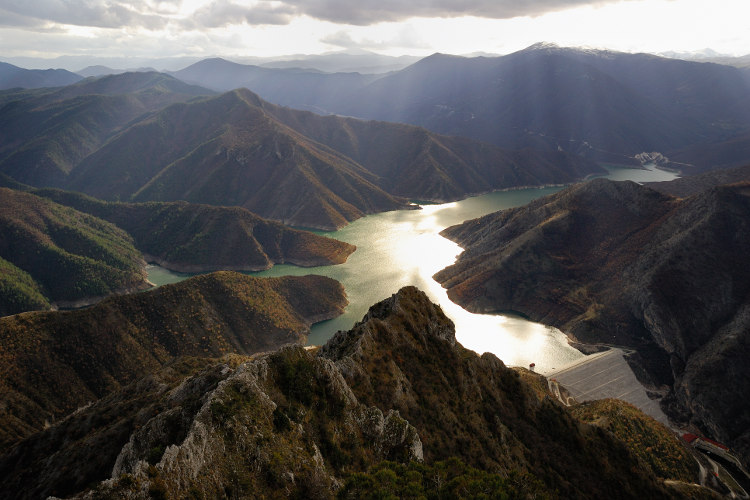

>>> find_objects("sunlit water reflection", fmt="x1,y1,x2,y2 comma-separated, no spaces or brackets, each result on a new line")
148,165,678,373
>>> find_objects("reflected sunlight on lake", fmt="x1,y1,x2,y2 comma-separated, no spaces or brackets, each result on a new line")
149,165,679,373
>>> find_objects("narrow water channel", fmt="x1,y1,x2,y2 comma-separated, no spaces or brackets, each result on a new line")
148,164,678,373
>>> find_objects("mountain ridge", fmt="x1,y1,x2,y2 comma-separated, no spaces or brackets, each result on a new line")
0,62,83,90
0,187,150,315
0,272,346,450
169,44,750,172
435,177,750,465
2,71,608,229
0,286,707,499
67,88,409,229
32,185,356,272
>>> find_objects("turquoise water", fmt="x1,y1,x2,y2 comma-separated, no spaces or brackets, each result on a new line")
148,165,678,372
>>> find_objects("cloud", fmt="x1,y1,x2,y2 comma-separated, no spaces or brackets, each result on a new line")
0,0,633,31
0,0,168,29
185,0,296,28
321,29,429,51
283,0,625,25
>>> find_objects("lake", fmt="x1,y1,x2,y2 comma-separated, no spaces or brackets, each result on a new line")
148,164,678,373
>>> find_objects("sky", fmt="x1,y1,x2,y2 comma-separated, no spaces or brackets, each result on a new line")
1,0,749,69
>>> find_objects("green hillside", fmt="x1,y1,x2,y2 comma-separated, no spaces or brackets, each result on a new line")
0,272,346,449
35,189,356,271
0,187,149,314
0,258,50,316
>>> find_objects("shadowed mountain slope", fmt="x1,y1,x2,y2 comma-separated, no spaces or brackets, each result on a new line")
0,187,149,315
0,272,346,450
669,133,750,172
66,88,408,230
435,178,750,464
646,163,750,197
264,102,603,201
0,72,212,187
33,188,356,272
0,287,706,499
177,45,750,170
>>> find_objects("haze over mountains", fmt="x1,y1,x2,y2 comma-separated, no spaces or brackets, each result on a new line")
5,43,750,193
166,44,750,172
0,62,82,91
0,69,601,229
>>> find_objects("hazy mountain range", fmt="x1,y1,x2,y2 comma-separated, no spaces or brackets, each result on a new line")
0,62,82,90
0,50,421,76
5,43,750,174
162,44,750,171
0,71,601,229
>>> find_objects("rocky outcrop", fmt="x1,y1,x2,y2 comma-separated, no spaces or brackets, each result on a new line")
0,287,689,499
0,348,422,499
98,346,423,500
436,178,750,464
319,287,678,498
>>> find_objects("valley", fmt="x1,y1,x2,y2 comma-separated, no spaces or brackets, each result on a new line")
2,37,750,498
149,164,678,371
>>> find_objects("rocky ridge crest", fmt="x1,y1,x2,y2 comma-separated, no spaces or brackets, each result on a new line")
0,286,694,499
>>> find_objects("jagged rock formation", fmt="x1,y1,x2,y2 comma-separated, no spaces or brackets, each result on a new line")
33,188,356,272
0,349,422,500
0,287,707,499
435,178,750,464
0,187,149,315
0,272,346,449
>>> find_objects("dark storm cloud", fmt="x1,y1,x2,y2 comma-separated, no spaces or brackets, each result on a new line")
283,0,620,25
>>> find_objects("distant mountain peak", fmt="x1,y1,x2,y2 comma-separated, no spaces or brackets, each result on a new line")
405,52,467,69
523,41,562,52
520,41,621,58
